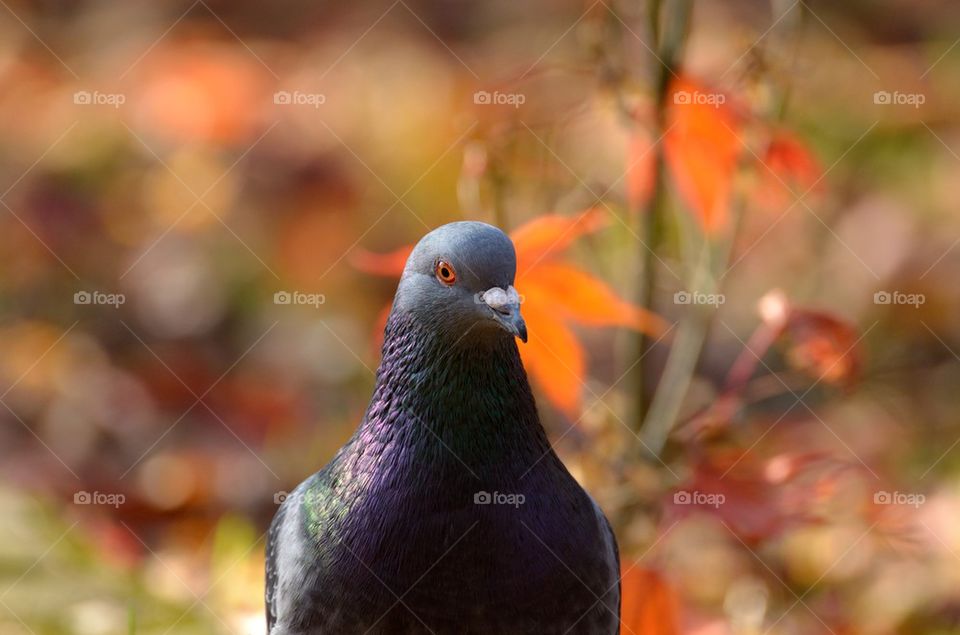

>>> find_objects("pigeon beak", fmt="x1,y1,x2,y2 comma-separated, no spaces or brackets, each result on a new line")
479,285,527,343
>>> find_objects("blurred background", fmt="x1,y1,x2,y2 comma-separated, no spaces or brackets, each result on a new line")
2,0,960,633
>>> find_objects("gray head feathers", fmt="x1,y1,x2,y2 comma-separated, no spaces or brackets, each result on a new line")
393,221,525,343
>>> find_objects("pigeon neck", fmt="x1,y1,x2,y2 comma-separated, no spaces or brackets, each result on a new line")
361,310,550,461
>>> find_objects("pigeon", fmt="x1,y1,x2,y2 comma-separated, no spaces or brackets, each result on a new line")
266,221,621,634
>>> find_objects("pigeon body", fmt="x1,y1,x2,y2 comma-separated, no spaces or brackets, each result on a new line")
266,222,620,634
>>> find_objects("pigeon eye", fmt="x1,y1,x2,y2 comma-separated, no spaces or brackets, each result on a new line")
435,260,457,285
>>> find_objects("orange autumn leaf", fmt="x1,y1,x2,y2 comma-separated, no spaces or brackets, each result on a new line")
521,262,667,333
354,212,666,417
620,566,681,635
352,245,414,276
663,76,743,234
519,298,586,417
512,208,608,269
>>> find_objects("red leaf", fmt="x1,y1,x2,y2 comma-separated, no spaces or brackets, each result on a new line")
782,309,862,387
754,130,823,212
669,450,828,543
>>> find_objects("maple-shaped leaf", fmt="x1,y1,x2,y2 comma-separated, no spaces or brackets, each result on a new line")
352,211,668,417
522,263,662,331
663,76,743,234
511,208,608,266
628,78,824,238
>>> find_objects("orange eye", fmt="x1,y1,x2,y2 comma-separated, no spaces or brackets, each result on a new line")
435,260,457,285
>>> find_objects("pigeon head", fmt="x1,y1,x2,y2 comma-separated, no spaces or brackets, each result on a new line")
393,221,527,343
